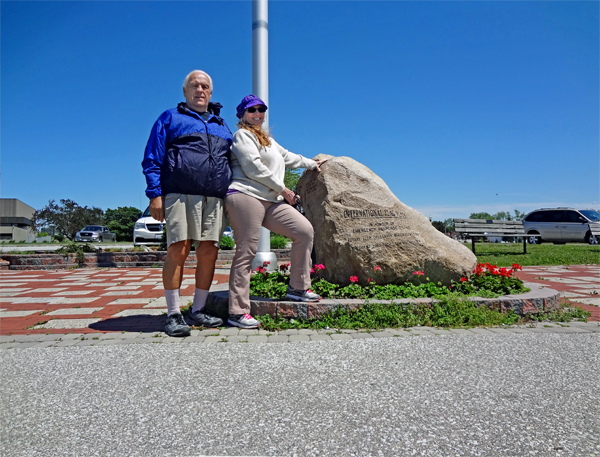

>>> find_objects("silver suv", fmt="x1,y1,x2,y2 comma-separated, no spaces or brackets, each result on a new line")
522,208,600,245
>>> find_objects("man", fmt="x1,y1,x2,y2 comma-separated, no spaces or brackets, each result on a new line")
142,70,232,337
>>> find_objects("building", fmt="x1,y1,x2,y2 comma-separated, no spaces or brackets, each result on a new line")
0,199,37,242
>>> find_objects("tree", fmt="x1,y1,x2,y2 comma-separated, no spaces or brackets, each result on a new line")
469,212,493,220
444,218,455,232
431,221,446,233
105,206,141,242
492,211,512,221
32,199,104,240
284,168,302,191
513,209,526,221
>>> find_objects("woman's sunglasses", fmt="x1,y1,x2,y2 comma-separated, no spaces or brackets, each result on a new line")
246,106,267,113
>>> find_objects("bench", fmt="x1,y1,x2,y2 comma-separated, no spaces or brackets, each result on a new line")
453,219,539,255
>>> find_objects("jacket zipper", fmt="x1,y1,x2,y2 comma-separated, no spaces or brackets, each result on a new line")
199,116,214,190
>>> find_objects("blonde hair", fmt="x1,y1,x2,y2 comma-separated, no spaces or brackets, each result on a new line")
237,120,272,148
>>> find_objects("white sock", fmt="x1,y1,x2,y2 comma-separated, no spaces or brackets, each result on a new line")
165,289,181,316
191,289,210,313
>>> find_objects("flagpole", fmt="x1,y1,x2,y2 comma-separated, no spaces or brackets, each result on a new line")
251,0,277,271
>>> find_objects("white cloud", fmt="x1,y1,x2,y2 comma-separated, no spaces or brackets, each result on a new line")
412,201,600,221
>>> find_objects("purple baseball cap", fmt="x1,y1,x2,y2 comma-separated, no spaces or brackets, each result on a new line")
236,94,268,119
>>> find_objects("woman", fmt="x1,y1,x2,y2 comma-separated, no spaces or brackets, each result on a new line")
225,95,327,329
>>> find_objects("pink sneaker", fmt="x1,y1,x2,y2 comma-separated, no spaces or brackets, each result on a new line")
286,286,321,302
227,313,261,329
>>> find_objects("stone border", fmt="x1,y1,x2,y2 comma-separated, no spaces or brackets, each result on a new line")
2,321,599,349
206,282,560,319
0,249,291,270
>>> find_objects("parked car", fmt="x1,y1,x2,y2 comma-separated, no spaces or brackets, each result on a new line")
133,207,165,245
75,226,116,242
522,208,600,245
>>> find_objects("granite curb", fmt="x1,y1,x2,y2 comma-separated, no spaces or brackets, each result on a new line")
204,282,561,320
1,321,598,349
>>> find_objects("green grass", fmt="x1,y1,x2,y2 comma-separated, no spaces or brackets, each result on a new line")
256,297,591,331
469,242,599,266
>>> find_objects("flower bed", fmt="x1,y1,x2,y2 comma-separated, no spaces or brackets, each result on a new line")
250,262,529,300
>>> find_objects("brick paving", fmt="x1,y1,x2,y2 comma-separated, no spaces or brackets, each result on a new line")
0,268,229,335
0,265,598,343
514,264,600,320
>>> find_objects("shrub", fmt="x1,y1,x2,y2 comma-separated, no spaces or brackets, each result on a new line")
270,234,289,249
56,242,98,264
220,236,235,250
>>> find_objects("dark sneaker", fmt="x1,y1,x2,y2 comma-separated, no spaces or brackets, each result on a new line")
286,286,321,302
227,313,261,329
164,313,191,337
188,308,223,327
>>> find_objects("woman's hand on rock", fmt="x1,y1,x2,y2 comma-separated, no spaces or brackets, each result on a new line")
315,159,329,172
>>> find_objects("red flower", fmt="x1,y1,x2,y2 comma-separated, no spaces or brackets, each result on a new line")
373,265,382,272
349,276,358,283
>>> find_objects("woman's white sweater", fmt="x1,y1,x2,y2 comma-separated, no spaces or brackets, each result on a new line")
229,128,317,202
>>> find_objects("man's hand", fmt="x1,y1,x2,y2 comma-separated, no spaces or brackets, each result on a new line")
281,188,297,205
149,196,165,222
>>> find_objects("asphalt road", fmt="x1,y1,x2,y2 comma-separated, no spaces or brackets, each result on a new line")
1,333,599,456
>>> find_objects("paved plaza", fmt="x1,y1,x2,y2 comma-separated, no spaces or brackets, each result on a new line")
0,265,598,342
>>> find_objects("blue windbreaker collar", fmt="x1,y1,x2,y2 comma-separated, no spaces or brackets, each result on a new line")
177,102,224,125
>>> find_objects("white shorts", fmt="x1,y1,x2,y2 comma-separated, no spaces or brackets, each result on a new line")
164,193,225,248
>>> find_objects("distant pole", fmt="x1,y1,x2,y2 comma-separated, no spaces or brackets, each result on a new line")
251,0,277,271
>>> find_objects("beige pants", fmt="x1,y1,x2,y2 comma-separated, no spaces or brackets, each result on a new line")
225,192,314,315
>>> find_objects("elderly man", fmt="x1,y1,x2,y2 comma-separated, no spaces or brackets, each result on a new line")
142,70,232,337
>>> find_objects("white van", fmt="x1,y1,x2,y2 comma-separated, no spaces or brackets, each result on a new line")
133,207,165,246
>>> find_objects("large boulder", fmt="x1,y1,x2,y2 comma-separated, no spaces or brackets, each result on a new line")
296,155,477,286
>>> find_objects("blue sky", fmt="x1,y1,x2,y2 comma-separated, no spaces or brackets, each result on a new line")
2,0,598,221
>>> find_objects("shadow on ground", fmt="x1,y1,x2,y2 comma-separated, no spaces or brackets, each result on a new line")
89,315,165,333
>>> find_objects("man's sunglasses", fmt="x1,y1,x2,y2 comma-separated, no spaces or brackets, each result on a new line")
246,106,267,113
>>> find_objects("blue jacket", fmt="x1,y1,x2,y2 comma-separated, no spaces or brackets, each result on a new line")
142,103,232,200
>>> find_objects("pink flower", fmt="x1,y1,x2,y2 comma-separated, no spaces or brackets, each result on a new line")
349,276,358,283
373,265,382,272
262,261,270,267
310,268,315,273
413,271,424,276
314,264,326,271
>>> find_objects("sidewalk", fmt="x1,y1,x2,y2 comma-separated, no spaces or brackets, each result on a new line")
0,265,598,343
